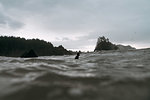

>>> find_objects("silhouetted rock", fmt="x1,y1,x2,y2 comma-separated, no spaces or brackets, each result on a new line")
94,36,118,51
94,36,136,52
21,49,38,58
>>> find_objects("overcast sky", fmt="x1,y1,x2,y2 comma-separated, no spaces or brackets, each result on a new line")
0,0,150,51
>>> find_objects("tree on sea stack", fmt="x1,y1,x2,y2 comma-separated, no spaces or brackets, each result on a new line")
94,36,118,51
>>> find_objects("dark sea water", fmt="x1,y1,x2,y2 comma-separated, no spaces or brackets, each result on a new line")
0,49,150,100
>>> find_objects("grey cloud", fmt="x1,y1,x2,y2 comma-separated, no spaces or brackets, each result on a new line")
53,35,98,51
0,12,24,29
0,2,24,29
0,0,150,50
55,37,70,41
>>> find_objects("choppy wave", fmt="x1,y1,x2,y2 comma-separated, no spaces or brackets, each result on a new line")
0,49,150,100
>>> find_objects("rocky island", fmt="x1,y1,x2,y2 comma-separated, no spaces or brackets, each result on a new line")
94,36,135,51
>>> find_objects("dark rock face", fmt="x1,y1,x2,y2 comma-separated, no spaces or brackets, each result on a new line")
21,49,38,58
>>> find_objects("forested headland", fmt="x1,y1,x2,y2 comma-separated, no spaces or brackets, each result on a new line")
0,36,72,57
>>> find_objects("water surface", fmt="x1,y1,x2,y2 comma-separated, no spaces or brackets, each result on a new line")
0,49,150,100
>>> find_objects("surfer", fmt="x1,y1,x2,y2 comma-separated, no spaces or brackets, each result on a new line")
75,51,80,59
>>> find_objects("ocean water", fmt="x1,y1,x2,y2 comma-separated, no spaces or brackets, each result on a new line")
0,49,150,100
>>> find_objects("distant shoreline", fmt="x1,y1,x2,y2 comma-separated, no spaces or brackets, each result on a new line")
0,36,73,57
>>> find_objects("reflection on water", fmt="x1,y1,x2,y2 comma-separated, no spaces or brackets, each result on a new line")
0,49,150,100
